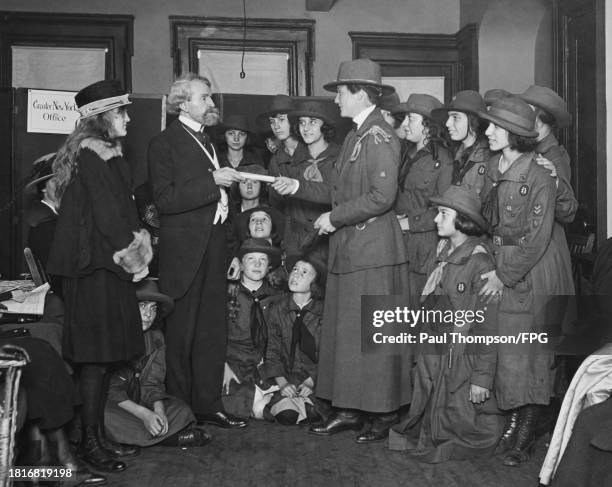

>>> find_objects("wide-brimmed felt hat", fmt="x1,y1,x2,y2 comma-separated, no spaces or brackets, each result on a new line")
518,85,572,128
135,278,174,318
392,93,444,121
431,90,486,124
25,152,57,190
285,252,328,289
238,238,281,268
378,91,401,112
429,185,487,231
289,99,336,127
323,59,395,95
75,79,131,120
256,94,296,125
483,88,511,107
220,114,252,134
477,96,538,138
237,205,285,243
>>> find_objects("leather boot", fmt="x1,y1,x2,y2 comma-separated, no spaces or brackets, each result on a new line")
80,425,126,473
97,424,140,458
503,405,540,467
495,409,520,454
356,411,399,444
45,429,107,485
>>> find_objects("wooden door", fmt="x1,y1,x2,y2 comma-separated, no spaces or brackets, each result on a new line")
555,0,606,246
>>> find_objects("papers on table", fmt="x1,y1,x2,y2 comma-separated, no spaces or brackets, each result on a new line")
0,283,50,315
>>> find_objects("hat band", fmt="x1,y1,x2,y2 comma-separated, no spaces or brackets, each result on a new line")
79,94,131,119
334,78,383,86
487,107,533,131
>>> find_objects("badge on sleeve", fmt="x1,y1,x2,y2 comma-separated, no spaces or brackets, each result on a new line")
519,184,529,196
533,204,543,216
478,165,485,175
457,282,466,293
379,171,387,178
434,161,441,169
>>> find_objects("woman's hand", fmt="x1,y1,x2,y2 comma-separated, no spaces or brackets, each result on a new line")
479,270,504,302
280,382,298,398
271,177,298,195
153,401,168,436
297,377,314,397
535,154,557,178
314,212,336,235
469,384,490,404
223,362,241,395
227,257,241,280
142,409,166,437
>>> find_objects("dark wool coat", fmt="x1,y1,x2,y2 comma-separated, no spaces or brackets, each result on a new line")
481,152,574,409
395,143,454,299
451,137,493,196
389,237,503,462
280,141,339,257
291,108,412,411
105,329,195,446
263,293,323,385
47,143,146,362
535,133,578,224
148,119,223,299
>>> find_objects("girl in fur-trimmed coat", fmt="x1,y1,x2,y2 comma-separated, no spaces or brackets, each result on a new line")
48,80,152,473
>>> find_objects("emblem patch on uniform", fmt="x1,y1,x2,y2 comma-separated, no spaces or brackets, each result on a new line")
380,171,387,178
519,184,529,196
478,165,485,175
533,204,543,216
457,282,466,293
434,161,441,169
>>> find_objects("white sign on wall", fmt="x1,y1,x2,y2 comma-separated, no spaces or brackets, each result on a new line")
27,89,80,134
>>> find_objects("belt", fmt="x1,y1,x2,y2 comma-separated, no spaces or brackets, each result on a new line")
355,216,377,230
492,234,525,246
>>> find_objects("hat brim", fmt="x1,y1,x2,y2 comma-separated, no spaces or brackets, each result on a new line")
288,109,335,127
477,111,538,138
429,195,487,231
238,247,282,269
219,123,252,134
391,104,436,121
323,80,395,96
78,95,131,120
25,173,55,190
430,107,482,125
517,94,572,128
136,289,174,318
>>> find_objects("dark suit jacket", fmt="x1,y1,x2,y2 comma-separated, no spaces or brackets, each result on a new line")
148,119,222,299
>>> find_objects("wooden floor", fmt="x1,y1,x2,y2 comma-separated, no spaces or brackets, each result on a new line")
102,421,547,487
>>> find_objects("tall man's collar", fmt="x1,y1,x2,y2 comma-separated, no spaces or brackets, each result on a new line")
179,114,202,133
352,104,376,130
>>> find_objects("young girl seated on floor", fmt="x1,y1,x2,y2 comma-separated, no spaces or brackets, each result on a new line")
262,254,327,425
223,238,282,419
104,279,210,447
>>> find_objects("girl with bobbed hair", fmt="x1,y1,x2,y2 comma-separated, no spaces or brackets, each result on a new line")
392,93,454,302
478,95,574,467
48,80,152,473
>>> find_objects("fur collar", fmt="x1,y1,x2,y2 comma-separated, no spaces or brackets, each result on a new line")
79,138,123,161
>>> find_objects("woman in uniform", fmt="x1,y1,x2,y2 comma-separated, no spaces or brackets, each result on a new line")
478,95,574,466
432,90,492,196
392,94,454,299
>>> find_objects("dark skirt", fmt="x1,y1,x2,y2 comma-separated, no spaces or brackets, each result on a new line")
63,269,144,363
316,263,413,412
